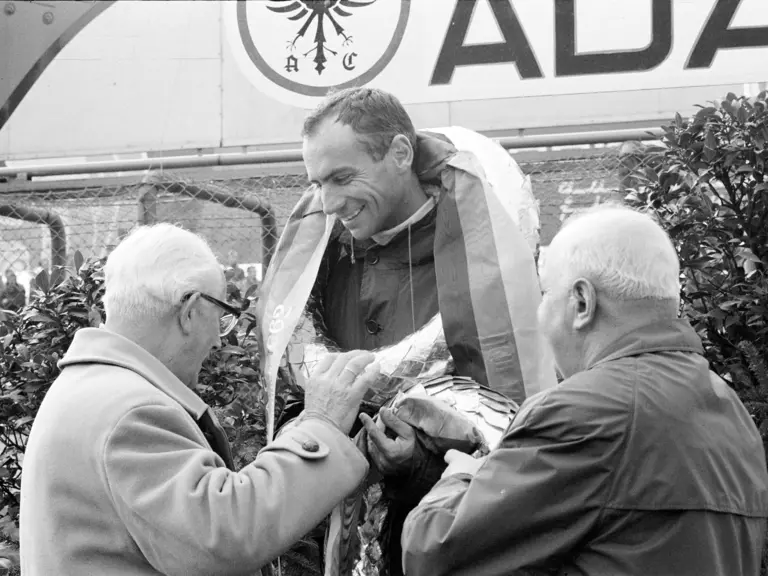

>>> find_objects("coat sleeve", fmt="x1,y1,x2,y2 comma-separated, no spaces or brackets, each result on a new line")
103,404,368,576
401,383,628,576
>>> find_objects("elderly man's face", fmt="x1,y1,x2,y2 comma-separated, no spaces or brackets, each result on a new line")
181,275,227,389
303,119,403,241
537,251,581,379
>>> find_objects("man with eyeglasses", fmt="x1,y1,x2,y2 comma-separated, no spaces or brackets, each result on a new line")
19,223,381,576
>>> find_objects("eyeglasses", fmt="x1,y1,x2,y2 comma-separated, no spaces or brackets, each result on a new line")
180,292,250,337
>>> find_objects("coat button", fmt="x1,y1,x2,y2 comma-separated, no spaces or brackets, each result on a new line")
302,440,319,453
366,253,380,265
365,319,381,335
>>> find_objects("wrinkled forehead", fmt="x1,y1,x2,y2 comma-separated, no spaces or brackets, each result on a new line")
302,119,370,178
538,238,571,291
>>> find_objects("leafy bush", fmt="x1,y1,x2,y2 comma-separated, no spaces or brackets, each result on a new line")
625,91,768,420
0,253,106,542
0,254,316,574
625,92,768,573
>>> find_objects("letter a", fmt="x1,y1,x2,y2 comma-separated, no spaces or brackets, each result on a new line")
431,0,542,85
555,0,672,76
687,0,768,69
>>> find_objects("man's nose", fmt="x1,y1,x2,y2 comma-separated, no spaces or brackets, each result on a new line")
321,186,345,216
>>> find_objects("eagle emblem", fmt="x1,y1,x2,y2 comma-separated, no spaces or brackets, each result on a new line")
267,0,377,74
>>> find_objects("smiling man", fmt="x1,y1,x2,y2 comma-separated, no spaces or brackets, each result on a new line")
278,87,553,576
301,87,440,352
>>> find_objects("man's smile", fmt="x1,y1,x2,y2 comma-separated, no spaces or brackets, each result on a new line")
341,206,364,223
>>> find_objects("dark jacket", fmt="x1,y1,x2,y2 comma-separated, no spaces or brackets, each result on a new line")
402,319,768,576
315,208,439,351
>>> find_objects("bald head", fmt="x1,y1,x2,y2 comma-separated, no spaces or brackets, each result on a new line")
542,205,680,302
537,205,680,378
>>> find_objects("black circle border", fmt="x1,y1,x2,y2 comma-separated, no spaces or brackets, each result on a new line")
236,0,411,97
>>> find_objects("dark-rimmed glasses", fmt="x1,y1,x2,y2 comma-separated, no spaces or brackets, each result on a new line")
180,292,249,337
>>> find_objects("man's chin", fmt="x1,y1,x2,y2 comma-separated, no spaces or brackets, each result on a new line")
345,225,373,242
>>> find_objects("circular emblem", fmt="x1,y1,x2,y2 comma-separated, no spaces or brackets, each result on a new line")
231,0,409,99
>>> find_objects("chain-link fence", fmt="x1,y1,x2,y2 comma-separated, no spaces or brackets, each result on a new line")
0,139,656,305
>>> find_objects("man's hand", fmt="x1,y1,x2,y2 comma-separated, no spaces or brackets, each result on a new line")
304,351,380,434
442,449,486,479
360,408,416,476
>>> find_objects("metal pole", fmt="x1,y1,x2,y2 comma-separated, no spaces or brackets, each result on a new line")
0,205,67,284
137,174,158,225
0,129,665,180
496,128,664,150
0,150,305,179
162,181,278,268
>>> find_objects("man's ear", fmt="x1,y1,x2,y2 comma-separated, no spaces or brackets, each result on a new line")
571,278,598,330
178,294,199,336
388,134,414,171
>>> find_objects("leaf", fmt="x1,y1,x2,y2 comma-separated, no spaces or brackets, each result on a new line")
23,313,56,324
219,346,245,356
696,106,718,120
244,283,261,301
704,130,718,161
74,251,84,274
685,257,713,269
735,247,763,264
34,269,50,294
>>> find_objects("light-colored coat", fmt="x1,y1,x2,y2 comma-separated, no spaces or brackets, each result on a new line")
20,327,368,575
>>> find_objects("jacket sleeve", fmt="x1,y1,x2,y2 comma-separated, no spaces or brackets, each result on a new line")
401,384,627,576
103,404,368,576
383,432,447,508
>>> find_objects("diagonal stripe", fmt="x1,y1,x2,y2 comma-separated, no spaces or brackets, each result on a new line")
257,190,334,440
259,186,322,284
448,157,525,403
433,179,488,389
433,126,557,401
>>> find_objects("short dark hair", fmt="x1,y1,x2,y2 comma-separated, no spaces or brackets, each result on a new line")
302,87,417,162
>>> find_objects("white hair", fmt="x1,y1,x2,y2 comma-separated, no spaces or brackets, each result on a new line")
103,223,223,321
545,204,680,301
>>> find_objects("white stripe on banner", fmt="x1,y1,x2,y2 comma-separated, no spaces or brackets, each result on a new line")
261,208,336,441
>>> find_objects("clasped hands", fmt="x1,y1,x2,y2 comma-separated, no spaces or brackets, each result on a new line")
303,350,484,478
360,408,486,479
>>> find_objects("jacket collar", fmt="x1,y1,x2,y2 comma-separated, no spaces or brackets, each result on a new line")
414,130,458,180
587,318,704,370
371,197,436,246
58,327,208,420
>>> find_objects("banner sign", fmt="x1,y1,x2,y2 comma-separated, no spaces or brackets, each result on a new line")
225,0,768,108
1,0,766,159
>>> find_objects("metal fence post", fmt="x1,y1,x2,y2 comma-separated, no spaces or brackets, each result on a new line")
137,173,158,225
161,179,279,269
0,205,67,284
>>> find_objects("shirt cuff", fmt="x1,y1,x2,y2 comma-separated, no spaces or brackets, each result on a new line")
299,410,348,436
